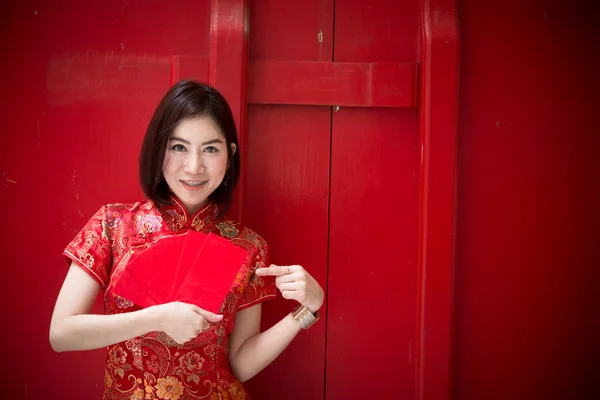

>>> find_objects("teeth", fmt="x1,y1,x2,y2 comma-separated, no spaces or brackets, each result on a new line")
182,181,205,187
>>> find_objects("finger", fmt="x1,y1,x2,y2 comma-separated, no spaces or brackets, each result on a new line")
280,290,299,301
275,273,301,286
277,282,303,292
203,312,224,323
279,264,303,274
194,307,224,322
190,304,203,313
256,266,289,277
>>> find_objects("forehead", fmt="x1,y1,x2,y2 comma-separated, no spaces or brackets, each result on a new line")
171,116,224,142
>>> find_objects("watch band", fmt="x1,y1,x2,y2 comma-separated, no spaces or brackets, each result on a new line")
292,304,320,329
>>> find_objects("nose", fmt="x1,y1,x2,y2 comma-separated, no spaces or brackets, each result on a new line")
184,152,205,175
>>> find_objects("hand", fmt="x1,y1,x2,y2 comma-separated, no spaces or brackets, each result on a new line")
152,302,223,345
256,264,324,313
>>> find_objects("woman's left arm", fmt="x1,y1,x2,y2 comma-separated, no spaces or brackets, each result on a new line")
228,264,324,382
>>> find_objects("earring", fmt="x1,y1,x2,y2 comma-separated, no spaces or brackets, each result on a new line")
223,174,229,186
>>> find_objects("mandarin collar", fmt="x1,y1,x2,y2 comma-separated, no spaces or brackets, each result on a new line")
159,195,218,232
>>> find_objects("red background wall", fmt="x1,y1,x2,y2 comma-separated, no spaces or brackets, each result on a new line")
453,1,600,399
1,0,598,399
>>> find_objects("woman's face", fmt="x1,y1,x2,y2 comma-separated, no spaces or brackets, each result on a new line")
162,116,236,214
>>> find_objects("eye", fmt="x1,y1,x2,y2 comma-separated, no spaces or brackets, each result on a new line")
204,146,219,153
171,144,186,152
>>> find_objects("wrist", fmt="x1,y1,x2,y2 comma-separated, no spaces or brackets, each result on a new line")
306,299,323,314
306,305,318,314
141,305,163,332
306,289,325,313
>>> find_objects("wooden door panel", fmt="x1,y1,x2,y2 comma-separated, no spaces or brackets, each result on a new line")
327,107,419,399
248,0,334,62
244,104,330,399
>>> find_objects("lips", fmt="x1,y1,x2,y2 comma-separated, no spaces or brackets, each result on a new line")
180,180,207,191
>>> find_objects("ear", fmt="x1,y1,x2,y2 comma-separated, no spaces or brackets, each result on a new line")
228,143,237,169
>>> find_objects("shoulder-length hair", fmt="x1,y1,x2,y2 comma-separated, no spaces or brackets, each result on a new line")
139,80,240,216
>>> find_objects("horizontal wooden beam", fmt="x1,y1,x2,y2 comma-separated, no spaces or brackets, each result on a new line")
248,60,416,108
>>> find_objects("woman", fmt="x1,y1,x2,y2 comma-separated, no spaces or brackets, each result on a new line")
49,80,325,400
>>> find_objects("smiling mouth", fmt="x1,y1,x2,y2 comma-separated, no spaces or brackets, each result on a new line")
180,180,207,189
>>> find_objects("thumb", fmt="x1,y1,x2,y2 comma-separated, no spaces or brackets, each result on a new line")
195,307,224,322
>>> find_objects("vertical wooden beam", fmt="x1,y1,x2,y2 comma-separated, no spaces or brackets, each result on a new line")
209,0,249,221
416,0,459,399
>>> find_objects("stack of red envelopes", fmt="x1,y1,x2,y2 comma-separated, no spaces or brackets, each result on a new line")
113,231,249,314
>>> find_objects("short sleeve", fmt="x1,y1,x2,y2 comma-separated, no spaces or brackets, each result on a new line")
238,239,277,310
63,205,113,288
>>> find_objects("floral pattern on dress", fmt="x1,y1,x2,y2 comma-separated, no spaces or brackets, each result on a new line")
63,197,276,400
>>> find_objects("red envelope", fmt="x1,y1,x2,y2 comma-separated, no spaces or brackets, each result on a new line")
112,231,249,314
122,239,174,305
175,233,251,313
170,231,208,300
112,263,157,308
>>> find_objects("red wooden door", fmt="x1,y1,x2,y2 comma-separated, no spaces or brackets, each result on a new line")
242,1,423,399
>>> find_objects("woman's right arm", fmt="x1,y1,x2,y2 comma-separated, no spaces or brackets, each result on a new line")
49,261,222,352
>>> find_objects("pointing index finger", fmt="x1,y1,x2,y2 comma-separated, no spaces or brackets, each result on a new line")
256,265,289,277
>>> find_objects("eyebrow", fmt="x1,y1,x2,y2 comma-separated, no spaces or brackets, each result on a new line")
169,136,224,146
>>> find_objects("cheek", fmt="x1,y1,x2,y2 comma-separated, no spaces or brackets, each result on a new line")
162,153,179,177
206,155,228,175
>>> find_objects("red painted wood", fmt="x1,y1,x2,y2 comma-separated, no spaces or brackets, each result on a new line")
244,105,329,399
333,0,419,62
415,1,458,400
172,56,210,84
326,1,422,399
209,0,249,221
0,1,211,398
454,1,600,399
243,2,334,399
248,60,415,107
248,0,334,62
327,108,420,399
